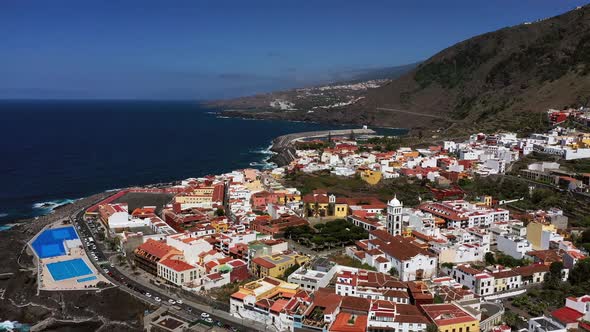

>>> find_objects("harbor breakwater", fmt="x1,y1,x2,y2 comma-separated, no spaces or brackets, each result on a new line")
269,128,376,166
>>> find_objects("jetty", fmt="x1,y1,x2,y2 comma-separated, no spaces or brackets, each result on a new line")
270,128,376,166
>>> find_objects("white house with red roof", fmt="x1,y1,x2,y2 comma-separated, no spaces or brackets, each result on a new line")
365,229,438,281
551,295,590,330
367,300,430,332
166,232,213,265
157,256,202,287
450,264,495,297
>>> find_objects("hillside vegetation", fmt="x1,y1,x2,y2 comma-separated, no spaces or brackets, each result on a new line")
217,6,590,135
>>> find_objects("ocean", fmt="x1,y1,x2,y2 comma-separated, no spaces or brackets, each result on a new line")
0,100,406,226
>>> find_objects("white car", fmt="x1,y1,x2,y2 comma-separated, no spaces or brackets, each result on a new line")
155,297,161,302
201,313,210,318
204,318,213,323
168,299,176,305
176,299,183,304
145,293,152,298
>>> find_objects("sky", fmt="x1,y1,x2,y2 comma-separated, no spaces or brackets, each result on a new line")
0,0,588,100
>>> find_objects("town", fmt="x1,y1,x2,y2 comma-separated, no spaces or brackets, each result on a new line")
27,107,590,332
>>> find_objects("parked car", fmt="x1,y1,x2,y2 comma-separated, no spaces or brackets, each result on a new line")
176,299,183,304
201,313,210,318
168,299,176,305
145,293,151,298
155,297,161,302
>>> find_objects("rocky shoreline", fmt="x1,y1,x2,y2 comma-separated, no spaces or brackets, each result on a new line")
0,192,149,332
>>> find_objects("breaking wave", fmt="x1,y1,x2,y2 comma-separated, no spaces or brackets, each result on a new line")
32,198,77,212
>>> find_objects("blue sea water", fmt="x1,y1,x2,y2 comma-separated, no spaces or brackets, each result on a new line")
0,100,406,225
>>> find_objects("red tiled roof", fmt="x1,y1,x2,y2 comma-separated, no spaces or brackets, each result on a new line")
136,239,174,259
252,257,276,269
206,272,223,281
513,264,550,276
491,269,519,279
421,303,477,326
551,307,583,324
340,296,370,313
369,230,435,261
159,258,196,272
270,299,289,314
330,312,368,332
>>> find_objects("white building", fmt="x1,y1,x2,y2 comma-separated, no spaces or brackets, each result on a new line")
528,316,566,332
288,258,338,291
157,257,202,286
450,265,495,297
367,230,437,281
166,233,213,265
497,234,533,259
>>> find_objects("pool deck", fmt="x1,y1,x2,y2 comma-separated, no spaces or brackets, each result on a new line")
30,222,110,291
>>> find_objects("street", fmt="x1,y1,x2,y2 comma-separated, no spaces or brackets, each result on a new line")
70,209,271,332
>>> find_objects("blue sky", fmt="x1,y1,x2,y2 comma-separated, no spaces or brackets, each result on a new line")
0,0,588,100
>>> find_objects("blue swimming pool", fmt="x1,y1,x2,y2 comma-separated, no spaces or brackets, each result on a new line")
47,258,92,281
77,275,97,283
31,226,78,258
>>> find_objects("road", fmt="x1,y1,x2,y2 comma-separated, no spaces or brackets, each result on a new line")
70,209,273,332
375,107,448,119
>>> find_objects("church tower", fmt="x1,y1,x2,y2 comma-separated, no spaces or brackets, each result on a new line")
387,195,403,236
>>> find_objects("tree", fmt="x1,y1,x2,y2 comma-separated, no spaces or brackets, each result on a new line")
388,267,399,277
550,261,564,280
441,262,454,270
569,258,590,285
485,252,496,265
503,311,520,328
281,264,300,280
215,208,225,217
433,294,444,304
426,324,439,332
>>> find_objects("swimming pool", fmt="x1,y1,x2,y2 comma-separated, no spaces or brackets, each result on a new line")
47,258,93,281
31,226,78,258
77,275,97,283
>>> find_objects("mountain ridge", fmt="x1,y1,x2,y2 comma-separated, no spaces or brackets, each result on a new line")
215,5,590,136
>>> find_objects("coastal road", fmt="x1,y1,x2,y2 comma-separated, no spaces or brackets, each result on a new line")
72,209,272,332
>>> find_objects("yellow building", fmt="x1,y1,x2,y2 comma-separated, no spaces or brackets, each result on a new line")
210,218,229,233
174,184,224,209
358,168,382,185
174,194,212,206
251,253,309,279
527,221,556,250
422,303,480,332
302,190,348,219
403,151,420,158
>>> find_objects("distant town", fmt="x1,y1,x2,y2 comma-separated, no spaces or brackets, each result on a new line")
27,107,590,332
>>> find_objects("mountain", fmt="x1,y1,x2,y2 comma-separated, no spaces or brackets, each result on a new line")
217,5,590,136
207,62,419,113
345,62,422,83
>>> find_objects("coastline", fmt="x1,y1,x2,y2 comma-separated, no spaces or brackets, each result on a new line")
0,191,148,331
